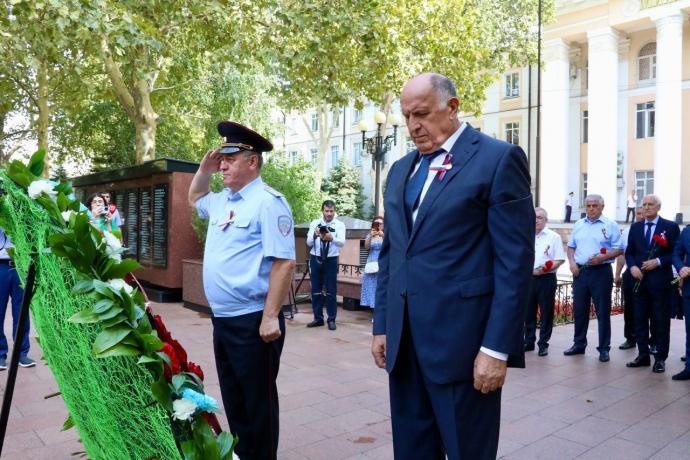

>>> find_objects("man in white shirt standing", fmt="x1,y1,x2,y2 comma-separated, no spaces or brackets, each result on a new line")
525,207,566,356
565,192,574,223
626,190,638,223
307,200,346,330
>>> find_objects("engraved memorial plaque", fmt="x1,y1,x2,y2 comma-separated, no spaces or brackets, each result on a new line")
152,183,169,268
125,189,139,260
139,188,152,264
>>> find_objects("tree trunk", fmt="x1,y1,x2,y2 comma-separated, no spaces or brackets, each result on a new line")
132,78,158,164
37,63,51,178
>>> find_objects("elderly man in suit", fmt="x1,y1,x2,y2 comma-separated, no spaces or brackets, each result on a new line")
625,194,680,373
672,224,690,380
370,73,534,460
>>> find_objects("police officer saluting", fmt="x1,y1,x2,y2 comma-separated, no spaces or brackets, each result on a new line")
188,121,295,460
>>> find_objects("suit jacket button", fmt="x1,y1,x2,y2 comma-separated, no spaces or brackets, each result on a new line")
399,292,405,298
406,253,412,259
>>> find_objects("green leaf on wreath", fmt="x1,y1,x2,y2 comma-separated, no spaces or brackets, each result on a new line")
61,414,75,432
67,307,99,324
27,149,46,177
94,343,141,359
141,334,164,353
92,299,115,314
137,355,159,364
71,280,94,294
98,307,124,321
57,192,72,213
92,325,132,355
172,374,186,393
7,161,33,189
151,374,173,412
180,439,202,460
102,259,144,280
193,413,221,460
218,432,236,460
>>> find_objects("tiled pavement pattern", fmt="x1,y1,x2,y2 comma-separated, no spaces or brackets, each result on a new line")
2,304,690,459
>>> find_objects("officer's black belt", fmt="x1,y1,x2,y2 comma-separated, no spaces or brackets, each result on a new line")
577,263,612,270
0,259,15,266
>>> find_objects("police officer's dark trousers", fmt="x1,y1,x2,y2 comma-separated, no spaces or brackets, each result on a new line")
0,262,30,359
524,273,557,348
573,264,612,351
212,310,285,460
310,256,338,322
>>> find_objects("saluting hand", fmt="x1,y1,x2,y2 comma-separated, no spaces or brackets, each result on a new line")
199,149,223,175
259,316,281,343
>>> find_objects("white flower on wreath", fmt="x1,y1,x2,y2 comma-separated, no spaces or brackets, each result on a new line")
102,231,122,261
172,398,197,421
61,210,74,223
28,180,57,199
106,278,133,295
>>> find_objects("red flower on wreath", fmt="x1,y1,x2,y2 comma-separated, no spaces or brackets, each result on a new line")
188,362,205,382
159,343,181,383
169,339,188,371
151,314,173,344
542,260,554,272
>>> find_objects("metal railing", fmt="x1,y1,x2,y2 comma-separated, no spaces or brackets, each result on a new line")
547,281,623,326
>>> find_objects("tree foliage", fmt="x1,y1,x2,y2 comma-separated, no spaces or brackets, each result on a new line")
321,160,365,219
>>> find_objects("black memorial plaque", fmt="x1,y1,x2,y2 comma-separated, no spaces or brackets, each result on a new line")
139,188,152,264
125,188,139,260
152,183,169,268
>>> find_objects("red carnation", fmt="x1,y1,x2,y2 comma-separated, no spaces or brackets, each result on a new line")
188,362,205,382
169,339,188,372
600,248,607,254
542,260,554,272
653,235,668,247
159,343,180,382
151,314,173,344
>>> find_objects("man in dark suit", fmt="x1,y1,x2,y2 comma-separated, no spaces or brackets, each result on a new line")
370,73,534,460
672,224,690,380
625,194,680,373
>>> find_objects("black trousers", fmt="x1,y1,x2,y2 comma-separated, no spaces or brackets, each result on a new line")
524,273,557,348
626,207,635,223
310,256,339,322
573,264,613,351
389,308,501,460
622,269,636,343
565,205,572,223
212,311,285,460
633,282,671,360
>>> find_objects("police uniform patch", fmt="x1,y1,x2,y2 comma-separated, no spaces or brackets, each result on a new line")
278,215,292,236
264,185,284,197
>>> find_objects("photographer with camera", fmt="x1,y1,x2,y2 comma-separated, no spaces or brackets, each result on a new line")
86,192,116,233
306,200,346,330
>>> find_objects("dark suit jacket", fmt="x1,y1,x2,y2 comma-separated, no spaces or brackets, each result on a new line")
625,217,680,290
372,125,535,384
673,226,690,298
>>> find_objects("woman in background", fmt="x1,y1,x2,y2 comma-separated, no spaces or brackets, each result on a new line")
86,192,116,233
360,216,384,315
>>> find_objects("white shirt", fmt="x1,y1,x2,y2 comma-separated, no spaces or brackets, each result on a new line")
307,218,346,258
408,122,468,223
566,195,574,207
534,227,566,272
627,195,637,208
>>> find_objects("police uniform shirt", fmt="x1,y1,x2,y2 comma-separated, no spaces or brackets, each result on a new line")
196,176,295,318
0,228,14,260
112,209,122,228
568,215,623,265
534,226,566,273
306,218,346,258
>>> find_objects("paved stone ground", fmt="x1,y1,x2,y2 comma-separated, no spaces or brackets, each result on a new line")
2,303,690,459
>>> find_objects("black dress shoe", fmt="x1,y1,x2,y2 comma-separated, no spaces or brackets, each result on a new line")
538,346,548,357
307,319,325,328
672,369,690,380
653,360,666,373
599,350,610,362
564,346,585,356
682,356,687,362
626,356,651,367
524,343,535,352
619,340,636,350
327,320,336,331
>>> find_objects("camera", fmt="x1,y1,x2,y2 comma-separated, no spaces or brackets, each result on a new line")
100,208,109,215
317,224,335,235
371,222,381,230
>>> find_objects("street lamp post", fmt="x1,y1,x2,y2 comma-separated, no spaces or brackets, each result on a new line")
359,112,402,216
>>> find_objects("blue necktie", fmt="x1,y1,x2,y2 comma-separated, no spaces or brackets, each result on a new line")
404,149,445,230
645,222,653,247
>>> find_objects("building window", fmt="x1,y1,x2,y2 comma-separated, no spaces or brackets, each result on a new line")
635,170,654,199
405,136,416,154
585,60,589,90
290,118,297,135
331,145,340,167
311,113,318,132
310,148,318,165
290,151,298,164
504,72,519,98
333,112,340,128
353,108,363,123
581,173,588,207
505,122,519,145
353,142,362,167
638,42,657,82
582,110,588,144
635,102,655,139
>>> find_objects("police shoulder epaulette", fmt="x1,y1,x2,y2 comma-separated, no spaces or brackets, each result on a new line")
264,185,284,197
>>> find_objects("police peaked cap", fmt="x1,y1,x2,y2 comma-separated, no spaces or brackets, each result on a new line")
217,121,273,154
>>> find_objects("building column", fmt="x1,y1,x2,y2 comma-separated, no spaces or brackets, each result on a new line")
587,27,619,219
539,38,570,219
651,11,686,216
